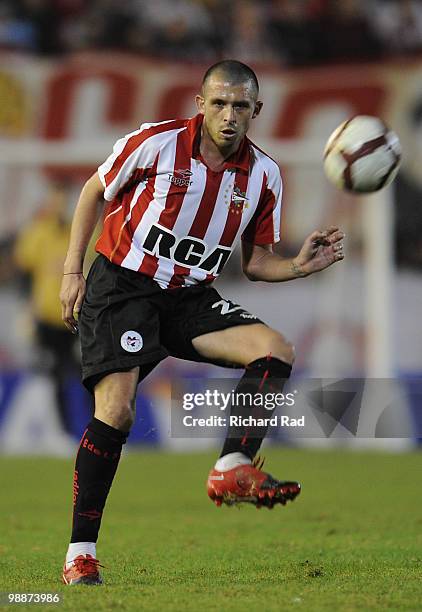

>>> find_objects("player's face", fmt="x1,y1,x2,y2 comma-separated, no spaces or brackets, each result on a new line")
196,76,262,152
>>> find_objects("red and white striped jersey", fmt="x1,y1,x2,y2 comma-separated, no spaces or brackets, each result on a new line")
96,114,282,289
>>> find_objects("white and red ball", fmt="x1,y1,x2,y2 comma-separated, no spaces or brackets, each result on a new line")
323,115,402,193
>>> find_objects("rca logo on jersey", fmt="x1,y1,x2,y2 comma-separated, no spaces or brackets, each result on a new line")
120,330,143,353
143,224,232,275
167,168,193,187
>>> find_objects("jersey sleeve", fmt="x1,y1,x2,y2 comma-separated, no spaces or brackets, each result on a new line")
242,164,282,245
98,124,158,202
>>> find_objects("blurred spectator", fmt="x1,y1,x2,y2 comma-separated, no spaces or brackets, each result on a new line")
134,0,218,61
223,0,274,64
0,233,17,285
313,0,381,63
267,0,317,66
2,0,422,65
0,0,37,52
371,0,422,56
14,182,80,436
395,173,422,269
60,0,137,53
16,0,62,55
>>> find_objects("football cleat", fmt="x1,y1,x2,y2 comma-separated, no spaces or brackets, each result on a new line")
62,554,103,585
207,457,301,509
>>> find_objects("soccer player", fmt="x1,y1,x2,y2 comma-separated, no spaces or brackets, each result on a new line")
60,60,344,585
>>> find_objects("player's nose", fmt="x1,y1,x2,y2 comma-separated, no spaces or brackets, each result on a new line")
223,105,236,123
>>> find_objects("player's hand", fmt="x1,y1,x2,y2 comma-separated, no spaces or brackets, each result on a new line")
293,226,345,276
60,273,86,334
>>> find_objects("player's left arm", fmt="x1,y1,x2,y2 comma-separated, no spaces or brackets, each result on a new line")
242,226,345,282
242,157,344,281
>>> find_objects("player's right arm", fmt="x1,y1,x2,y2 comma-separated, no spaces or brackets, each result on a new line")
61,122,173,332
60,171,104,333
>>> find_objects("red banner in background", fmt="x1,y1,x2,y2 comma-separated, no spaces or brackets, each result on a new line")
0,54,421,183
0,57,417,135
37,57,396,140
1,53,421,188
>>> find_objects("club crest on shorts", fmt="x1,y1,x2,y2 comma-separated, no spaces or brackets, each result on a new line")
120,330,143,353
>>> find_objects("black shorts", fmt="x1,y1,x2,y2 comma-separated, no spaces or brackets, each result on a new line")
79,255,264,392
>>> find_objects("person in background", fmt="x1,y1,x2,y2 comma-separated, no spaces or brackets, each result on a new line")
14,182,83,436
313,0,381,64
370,0,422,56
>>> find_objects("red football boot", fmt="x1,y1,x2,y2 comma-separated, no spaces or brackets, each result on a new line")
207,458,301,509
62,554,103,585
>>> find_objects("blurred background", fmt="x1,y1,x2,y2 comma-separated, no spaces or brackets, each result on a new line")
0,0,421,454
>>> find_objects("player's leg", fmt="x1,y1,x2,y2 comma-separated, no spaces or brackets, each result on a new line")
62,256,167,584
192,321,294,366
63,367,138,585
193,324,300,508
163,286,300,509
193,322,294,459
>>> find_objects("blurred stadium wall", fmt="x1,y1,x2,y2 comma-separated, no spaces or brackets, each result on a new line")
0,53,421,452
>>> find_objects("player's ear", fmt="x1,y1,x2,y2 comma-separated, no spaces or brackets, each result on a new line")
252,101,263,119
195,94,205,114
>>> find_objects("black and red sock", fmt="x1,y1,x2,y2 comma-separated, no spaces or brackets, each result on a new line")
71,417,128,543
220,356,292,461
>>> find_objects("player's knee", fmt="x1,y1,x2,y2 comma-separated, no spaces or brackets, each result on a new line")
258,329,296,365
94,397,136,431
93,369,138,431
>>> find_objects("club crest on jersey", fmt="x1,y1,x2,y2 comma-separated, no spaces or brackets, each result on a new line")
167,168,193,187
227,186,249,215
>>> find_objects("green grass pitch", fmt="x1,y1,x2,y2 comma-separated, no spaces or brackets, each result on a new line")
0,448,421,611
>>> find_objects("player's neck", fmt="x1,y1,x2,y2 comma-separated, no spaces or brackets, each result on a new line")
199,125,239,172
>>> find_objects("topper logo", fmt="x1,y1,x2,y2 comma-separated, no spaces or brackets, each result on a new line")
176,169,193,177
167,168,193,187
143,224,232,275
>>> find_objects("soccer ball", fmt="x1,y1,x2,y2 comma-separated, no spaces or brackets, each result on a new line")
323,115,402,193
